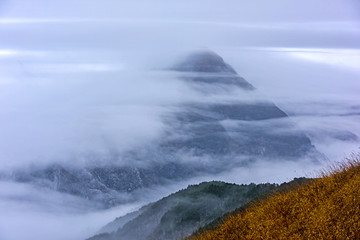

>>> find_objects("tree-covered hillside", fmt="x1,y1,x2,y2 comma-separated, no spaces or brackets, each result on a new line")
88,180,285,240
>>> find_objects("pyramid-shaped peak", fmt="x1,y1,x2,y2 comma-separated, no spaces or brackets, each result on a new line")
173,50,237,74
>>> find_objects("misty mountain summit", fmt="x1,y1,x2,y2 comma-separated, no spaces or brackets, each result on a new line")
3,51,323,207
172,51,255,89
166,50,318,158
172,51,237,74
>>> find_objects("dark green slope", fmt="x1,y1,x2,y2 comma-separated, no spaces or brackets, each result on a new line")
88,180,292,240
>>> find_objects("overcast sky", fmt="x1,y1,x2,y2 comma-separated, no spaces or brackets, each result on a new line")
0,1,360,239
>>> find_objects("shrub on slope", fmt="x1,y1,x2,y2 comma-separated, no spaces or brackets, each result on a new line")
189,154,360,240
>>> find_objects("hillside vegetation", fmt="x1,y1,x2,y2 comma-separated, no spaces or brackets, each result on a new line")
189,155,360,240
88,181,282,240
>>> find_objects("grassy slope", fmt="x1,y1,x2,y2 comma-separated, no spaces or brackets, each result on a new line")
189,155,360,240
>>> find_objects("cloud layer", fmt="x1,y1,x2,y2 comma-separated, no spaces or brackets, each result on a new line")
0,1,359,240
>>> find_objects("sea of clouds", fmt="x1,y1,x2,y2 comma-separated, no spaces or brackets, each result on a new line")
0,0,359,239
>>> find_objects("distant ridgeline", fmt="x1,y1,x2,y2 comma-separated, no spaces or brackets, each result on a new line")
4,51,322,207
87,179,311,240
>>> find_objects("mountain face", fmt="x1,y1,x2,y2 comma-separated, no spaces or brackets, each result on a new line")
87,181,280,240
166,51,316,158
3,51,321,207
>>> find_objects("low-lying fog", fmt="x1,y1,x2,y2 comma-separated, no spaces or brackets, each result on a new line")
0,0,359,239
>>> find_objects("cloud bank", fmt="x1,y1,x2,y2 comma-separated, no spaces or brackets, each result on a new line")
0,0,359,239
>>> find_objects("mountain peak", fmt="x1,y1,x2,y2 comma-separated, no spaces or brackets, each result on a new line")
172,50,237,74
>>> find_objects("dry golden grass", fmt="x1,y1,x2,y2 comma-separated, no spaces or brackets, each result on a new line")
188,154,360,240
